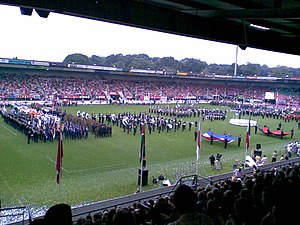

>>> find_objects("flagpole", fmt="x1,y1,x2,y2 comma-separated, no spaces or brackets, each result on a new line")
139,153,143,193
276,91,279,108
234,45,238,76
196,110,203,174
58,131,61,203
139,160,143,193
244,113,251,169
139,123,145,193
58,172,61,203
56,128,63,203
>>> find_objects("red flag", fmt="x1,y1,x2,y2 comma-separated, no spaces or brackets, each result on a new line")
56,131,63,184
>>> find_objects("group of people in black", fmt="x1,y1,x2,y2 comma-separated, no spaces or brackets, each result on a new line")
209,153,222,170
0,105,113,144
106,105,229,136
149,104,227,120
2,102,298,146
64,113,112,140
1,105,63,144
232,105,300,124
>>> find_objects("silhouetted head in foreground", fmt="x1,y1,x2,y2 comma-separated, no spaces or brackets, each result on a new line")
173,184,197,215
44,203,72,225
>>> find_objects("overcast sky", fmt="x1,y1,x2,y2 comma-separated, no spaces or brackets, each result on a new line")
1,4,300,68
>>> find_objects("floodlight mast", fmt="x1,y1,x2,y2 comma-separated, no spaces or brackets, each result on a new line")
234,45,238,76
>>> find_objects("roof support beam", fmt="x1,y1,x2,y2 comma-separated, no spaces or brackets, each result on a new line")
0,0,300,55
189,7,300,19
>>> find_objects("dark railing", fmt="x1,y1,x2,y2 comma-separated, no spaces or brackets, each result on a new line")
0,206,32,225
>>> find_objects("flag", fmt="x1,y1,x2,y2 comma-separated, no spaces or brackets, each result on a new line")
139,124,146,163
56,131,63,184
245,155,257,170
196,112,203,162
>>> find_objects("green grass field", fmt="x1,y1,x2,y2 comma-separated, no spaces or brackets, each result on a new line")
0,104,297,210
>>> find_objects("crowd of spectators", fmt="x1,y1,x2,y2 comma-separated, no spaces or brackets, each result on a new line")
29,162,299,225
1,73,300,105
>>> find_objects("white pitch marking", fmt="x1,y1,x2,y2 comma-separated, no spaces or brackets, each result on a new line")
70,163,127,173
46,156,70,173
47,156,126,173
1,123,17,135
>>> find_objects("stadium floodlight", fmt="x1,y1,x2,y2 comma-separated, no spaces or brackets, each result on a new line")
20,7,33,16
35,9,50,18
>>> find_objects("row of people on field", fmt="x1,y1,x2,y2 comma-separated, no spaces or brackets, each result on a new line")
0,106,113,144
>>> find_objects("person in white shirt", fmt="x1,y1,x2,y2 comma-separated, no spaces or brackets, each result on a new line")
233,168,242,180
271,150,278,162
279,155,285,161
215,159,221,170
260,155,268,165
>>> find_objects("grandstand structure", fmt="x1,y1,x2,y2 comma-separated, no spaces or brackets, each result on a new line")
0,58,300,107
1,0,300,56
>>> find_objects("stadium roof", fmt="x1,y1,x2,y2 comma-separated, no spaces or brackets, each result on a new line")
1,0,300,56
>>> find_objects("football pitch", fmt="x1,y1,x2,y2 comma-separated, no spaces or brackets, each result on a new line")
0,104,297,209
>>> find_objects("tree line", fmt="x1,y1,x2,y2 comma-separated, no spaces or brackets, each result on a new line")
63,53,300,77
